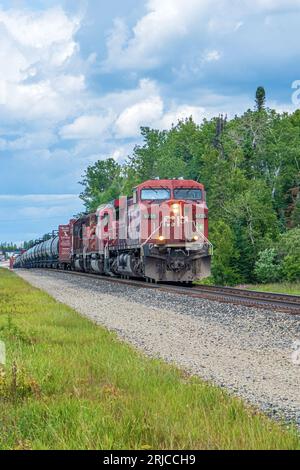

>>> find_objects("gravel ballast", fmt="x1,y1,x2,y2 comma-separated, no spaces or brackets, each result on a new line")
17,269,300,427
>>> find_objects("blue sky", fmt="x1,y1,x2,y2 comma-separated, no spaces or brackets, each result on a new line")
1,0,300,243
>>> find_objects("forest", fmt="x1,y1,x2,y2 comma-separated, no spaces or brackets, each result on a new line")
79,89,300,285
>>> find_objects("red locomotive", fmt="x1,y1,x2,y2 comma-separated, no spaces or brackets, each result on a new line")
14,179,212,283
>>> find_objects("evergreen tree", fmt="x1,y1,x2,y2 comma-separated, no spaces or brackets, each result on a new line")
255,86,266,111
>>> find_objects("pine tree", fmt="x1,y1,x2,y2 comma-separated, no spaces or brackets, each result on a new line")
255,86,266,111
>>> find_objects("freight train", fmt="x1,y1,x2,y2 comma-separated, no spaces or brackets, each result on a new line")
14,179,212,283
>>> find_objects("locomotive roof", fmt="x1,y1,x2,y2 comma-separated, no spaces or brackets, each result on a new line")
135,180,204,190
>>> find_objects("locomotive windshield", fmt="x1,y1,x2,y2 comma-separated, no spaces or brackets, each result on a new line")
141,189,171,200
174,189,202,200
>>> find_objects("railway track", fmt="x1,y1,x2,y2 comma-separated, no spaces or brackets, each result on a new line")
40,269,300,315
163,284,300,315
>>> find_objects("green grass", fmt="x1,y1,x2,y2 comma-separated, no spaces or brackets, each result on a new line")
246,283,300,296
0,269,299,450
196,278,300,295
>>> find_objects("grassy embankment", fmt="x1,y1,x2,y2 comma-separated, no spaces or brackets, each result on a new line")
0,268,299,450
197,277,300,295
246,283,300,295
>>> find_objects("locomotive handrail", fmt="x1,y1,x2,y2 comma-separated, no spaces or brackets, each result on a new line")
141,222,163,247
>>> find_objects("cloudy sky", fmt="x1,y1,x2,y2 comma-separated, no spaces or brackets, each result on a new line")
0,0,300,243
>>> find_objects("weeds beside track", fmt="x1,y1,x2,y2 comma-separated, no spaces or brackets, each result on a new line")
0,268,299,450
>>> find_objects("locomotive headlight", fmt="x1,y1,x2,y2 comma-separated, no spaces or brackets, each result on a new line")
172,203,180,214
158,236,165,242
193,235,199,242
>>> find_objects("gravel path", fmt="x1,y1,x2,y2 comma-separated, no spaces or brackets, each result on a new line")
17,269,300,427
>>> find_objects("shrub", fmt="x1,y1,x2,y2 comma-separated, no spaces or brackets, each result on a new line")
210,220,241,286
278,228,300,257
276,229,300,282
282,255,300,282
254,249,281,284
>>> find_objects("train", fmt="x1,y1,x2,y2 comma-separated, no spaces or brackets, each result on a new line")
14,179,212,283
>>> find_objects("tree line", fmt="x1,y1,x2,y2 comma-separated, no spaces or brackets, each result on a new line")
79,88,300,285
0,243,19,252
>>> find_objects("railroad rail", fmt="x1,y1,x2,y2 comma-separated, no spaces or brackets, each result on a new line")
163,284,300,315
37,269,300,315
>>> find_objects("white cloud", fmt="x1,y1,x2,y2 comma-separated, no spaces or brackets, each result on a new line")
247,0,300,12
0,194,82,229
0,193,82,227
115,96,164,138
66,78,214,140
202,50,221,63
103,0,210,70
111,145,132,162
96,78,160,114
234,21,244,31
0,7,80,50
104,18,130,66
53,75,85,94
60,79,165,140
0,131,57,151
0,30,28,82
0,6,85,122
0,5,81,73
5,81,64,121
103,0,300,71
60,114,114,140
